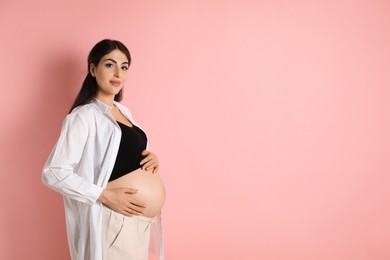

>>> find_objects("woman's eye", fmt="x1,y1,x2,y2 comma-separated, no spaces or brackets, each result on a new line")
105,63,114,68
122,66,129,71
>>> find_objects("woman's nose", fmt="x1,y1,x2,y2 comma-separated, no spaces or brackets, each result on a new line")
114,66,120,77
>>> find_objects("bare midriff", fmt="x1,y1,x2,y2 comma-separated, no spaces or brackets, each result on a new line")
106,168,166,218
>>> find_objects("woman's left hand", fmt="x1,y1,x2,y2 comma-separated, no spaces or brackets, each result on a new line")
140,150,159,173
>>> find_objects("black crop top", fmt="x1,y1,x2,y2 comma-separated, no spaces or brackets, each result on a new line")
109,121,148,182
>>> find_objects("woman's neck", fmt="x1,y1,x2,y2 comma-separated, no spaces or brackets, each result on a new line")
95,94,115,108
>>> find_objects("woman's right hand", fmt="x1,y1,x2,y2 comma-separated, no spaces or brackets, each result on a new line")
98,188,146,216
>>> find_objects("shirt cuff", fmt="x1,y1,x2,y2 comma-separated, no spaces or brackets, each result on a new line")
87,184,104,204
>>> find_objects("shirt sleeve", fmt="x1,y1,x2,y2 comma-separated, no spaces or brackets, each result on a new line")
42,111,103,205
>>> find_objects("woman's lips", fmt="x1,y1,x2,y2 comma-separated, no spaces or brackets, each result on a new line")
110,80,121,86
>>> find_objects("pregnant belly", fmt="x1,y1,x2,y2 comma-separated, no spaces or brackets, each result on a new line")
106,168,166,218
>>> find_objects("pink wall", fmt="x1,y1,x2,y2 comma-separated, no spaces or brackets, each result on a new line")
1,0,390,259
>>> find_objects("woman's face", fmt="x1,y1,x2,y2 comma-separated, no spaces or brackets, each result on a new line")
90,49,129,99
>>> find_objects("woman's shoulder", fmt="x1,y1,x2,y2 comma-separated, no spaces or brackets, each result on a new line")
69,103,95,117
66,103,100,126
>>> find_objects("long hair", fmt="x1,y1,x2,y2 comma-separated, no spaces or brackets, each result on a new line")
69,39,131,113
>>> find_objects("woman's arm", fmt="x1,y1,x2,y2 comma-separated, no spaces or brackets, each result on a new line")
98,187,146,216
42,111,103,205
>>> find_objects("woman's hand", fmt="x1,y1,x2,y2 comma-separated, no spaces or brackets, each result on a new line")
140,150,159,173
98,188,146,217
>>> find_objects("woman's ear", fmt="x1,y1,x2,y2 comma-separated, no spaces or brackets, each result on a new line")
89,63,96,77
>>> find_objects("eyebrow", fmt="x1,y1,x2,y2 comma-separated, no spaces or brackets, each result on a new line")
104,58,129,65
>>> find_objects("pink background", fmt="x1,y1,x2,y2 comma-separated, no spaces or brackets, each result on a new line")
1,0,390,259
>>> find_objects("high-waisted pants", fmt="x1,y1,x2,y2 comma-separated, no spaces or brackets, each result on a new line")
102,206,155,260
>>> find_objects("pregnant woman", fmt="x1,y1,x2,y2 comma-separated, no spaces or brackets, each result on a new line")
42,39,165,260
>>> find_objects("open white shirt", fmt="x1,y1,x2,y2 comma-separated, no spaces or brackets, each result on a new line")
42,99,164,260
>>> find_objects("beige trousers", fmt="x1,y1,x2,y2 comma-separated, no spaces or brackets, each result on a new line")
102,206,155,260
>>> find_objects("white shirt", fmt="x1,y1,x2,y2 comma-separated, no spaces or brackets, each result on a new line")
42,99,164,260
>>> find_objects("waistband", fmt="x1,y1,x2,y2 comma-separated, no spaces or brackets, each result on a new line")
126,213,156,223
103,205,156,223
